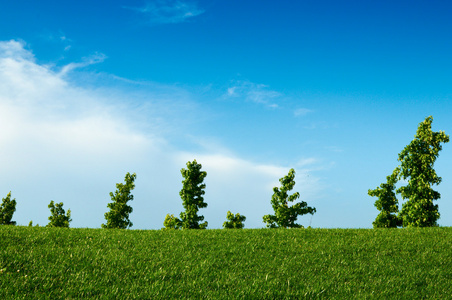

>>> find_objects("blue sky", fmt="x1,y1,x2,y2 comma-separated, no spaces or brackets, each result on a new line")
0,0,451,229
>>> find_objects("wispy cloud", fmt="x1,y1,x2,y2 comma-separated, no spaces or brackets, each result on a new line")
225,80,281,108
294,108,313,117
59,52,107,75
37,31,73,52
325,146,343,153
296,157,319,168
127,0,205,24
59,35,72,51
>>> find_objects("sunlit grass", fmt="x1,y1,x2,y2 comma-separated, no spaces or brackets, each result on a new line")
1,226,452,299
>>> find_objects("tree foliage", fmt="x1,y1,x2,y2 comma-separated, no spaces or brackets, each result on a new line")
263,168,316,228
223,211,246,229
0,192,17,225
102,172,136,229
47,200,72,228
369,116,449,228
162,214,181,230
397,116,449,227
179,160,208,229
368,169,402,228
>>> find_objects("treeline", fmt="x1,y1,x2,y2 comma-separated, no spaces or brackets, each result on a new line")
0,162,316,229
1,116,449,229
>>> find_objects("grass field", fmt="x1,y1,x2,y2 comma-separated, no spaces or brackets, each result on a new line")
1,226,452,299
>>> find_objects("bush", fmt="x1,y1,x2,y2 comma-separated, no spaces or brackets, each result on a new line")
0,192,17,225
223,211,246,229
47,201,72,228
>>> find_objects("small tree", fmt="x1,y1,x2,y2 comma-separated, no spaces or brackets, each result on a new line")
47,201,72,228
368,169,402,228
263,168,316,228
397,116,449,227
0,192,17,225
102,172,136,229
223,211,246,229
162,214,181,230
179,160,208,229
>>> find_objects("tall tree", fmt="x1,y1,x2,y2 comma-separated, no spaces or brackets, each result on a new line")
179,160,208,229
102,172,136,229
0,192,17,225
47,201,72,228
369,116,449,228
368,168,401,228
397,116,449,227
263,168,316,228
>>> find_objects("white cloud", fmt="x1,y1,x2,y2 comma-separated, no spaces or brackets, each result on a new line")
0,39,323,229
0,40,34,61
0,40,162,227
128,0,205,24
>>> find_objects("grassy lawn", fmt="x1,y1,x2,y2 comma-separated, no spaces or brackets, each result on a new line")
1,226,452,299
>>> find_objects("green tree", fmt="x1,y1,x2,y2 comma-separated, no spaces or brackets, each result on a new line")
0,192,17,225
102,172,136,229
368,169,402,228
47,201,72,228
162,214,181,230
369,116,449,228
179,160,208,229
223,211,246,229
397,116,449,227
263,168,316,228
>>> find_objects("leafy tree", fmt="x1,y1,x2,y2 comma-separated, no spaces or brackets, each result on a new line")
263,168,316,228
162,214,181,230
102,172,136,229
0,192,17,225
397,116,449,227
223,211,246,229
368,169,402,228
47,200,72,228
369,116,449,228
179,160,208,229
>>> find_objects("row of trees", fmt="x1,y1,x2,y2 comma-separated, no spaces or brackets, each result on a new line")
0,193,72,228
1,161,316,229
3,116,446,229
161,160,316,229
369,116,449,228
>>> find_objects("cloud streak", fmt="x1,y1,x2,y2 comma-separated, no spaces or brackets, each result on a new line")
226,80,281,108
294,108,313,117
60,52,107,75
128,0,205,24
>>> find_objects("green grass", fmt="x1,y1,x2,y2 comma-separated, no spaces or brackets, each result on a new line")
1,227,452,299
